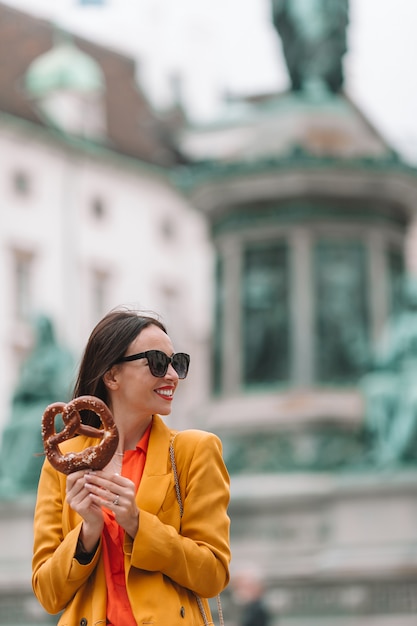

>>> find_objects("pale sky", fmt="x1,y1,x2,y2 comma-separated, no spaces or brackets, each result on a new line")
3,0,417,163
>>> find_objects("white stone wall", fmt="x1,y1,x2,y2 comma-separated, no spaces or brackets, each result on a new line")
0,115,214,437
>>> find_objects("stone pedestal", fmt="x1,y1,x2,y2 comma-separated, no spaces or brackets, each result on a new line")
2,470,417,626
0,496,54,625
228,469,417,626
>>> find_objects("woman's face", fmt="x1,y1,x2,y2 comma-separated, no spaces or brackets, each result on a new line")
110,324,180,418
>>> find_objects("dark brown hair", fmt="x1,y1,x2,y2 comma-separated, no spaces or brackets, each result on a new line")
73,308,167,426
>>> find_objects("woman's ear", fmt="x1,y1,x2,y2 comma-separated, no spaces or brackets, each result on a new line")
103,367,119,391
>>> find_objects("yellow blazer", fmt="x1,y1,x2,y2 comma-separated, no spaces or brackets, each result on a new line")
32,414,231,626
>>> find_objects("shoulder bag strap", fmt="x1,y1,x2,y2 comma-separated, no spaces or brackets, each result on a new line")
170,435,225,626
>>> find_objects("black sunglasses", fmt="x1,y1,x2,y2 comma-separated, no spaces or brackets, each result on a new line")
115,349,190,379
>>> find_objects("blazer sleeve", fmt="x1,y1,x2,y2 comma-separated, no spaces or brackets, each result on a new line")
128,430,231,598
31,457,101,614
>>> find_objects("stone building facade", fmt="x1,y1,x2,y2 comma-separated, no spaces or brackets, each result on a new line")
0,7,213,623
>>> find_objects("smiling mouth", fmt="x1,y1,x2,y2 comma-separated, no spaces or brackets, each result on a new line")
155,389,174,399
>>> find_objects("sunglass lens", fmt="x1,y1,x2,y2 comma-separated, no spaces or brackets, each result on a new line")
148,351,169,377
146,351,190,378
172,353,190,379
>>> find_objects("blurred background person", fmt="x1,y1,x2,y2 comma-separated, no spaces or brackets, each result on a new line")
232,567,271,626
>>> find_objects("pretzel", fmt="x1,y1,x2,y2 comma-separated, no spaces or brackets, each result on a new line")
41,396,119,474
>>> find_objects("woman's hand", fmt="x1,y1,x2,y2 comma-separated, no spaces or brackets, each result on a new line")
66,470,104,552
84,471,140,539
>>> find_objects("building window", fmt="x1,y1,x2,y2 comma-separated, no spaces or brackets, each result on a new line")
160,216,177,241
91,196,106,220
314,240,369,384
242,241,290,386
12,170,31,196
159,285,182,333
13,250,34,321
387,245,405,317
91,270,109,320
214,217,405,395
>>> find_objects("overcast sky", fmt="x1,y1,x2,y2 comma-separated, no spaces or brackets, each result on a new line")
3,0,417,163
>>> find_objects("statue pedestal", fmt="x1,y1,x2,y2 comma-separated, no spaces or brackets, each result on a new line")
228,469,417,625
2,471,417,625
0,496,54,625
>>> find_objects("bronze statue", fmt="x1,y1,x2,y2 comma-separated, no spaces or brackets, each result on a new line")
271,0,349,96
361,276,417,466
0,314,74,495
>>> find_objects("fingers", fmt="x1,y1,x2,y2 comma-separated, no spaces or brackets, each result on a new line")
85,470,134,493
66,470,90,503
84,472,139,535
66,469,86,489
65,470,104,526
84,472,129,507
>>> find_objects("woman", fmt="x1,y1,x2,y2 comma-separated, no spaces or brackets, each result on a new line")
32,308,231,625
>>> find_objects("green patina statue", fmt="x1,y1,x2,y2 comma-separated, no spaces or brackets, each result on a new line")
0,314,74,496
361,275,417,466
271,0,349,97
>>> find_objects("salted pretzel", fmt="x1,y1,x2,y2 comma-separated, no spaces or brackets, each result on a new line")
41,395,119,474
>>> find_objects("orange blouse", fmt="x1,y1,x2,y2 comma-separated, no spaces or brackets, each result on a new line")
102,423,152,626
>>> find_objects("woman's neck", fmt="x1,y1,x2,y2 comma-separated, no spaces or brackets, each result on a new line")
114,413,153,452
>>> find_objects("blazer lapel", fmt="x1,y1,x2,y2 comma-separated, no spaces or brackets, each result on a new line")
136,414,173,515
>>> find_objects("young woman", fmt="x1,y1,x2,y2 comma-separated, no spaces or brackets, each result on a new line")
32,308,231,625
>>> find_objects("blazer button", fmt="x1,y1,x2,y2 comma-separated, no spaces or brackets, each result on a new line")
80,619,88,626
180,606,185,618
